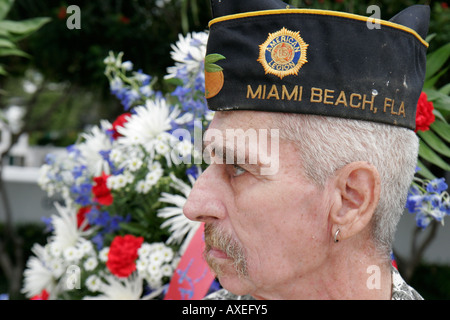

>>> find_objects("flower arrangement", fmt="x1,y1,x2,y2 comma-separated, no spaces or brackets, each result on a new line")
22,31,213,300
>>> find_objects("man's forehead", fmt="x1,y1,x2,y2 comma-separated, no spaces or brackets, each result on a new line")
209,110,275,131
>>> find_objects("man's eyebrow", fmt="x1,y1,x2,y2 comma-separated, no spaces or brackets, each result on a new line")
203,141,260,166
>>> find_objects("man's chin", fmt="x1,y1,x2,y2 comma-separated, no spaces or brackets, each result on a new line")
205,256,254,297
216,272,255,297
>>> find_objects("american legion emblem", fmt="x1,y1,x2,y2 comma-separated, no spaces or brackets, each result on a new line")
257,27,308,79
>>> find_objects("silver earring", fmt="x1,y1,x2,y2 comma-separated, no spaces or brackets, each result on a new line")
334,229,340,243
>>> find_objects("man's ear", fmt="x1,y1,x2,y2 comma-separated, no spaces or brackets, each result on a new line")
329,162,381,242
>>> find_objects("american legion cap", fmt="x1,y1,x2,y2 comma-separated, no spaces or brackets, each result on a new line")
204,0,430,130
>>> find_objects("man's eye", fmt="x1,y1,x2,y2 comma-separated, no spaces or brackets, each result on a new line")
232,164,246,177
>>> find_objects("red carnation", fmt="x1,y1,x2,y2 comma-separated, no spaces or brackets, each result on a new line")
92,173,113,206
31,289,49,300
415,92,435,132
76,206,91,231
106,235,144,278
111,113,131,140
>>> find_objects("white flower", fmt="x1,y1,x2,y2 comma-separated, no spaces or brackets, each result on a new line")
135,180,152,194
123,170,135,184
83,274,143,300
78,123,113,176
49,258,65,278
148,161,162,172
110,76,123,92
107,174,128,190
63,246,82,262
205,110,215,121
161,264,173,277
78,239,94,256
103,52,116,65
84,257,98,271
137,243,153,257
50,203,91,254
21,244,57,298
161,247,174,262
165,31,208,81
99,247,110,262
136,259,149,274
48,242,63,258
121,61,133,71
116,98,182,150
85,275,101,292
127,157,143,172
157,172,201,249
106,176,118,190
145,169,162,186
155,140,170,155
149,251,164,267
147,263,162,277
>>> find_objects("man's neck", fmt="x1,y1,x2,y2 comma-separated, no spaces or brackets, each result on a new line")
252,247,393,300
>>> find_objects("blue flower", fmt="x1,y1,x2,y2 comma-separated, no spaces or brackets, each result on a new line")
134,69,152,86
41,216,54,233
406,194,424,214
186,166,200,180
441,200,450,215
72,165,87,179
67,144,81,157
120,88,140,110
71,183,93,206
44,154,56,165
426,178,448,194
91,233,104,250
416,212,432,229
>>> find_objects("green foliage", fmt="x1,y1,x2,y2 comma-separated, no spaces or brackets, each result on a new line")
0,0,49,76
418,38,450,179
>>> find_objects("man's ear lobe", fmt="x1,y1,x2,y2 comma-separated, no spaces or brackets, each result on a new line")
330,162,381,241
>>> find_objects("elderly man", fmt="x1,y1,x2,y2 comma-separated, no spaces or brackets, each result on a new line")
183,0,429,300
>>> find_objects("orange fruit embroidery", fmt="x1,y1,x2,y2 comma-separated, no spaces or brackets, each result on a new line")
205,54,226,99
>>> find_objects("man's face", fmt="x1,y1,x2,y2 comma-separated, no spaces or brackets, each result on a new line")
183,111,333,299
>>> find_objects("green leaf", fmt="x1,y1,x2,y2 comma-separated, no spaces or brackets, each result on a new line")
433,108,447,123
417,129,450,157
0,0,14,20
0,47,30,58
423,88,450,112
439,83,450,95
0,38,15,49
164,77,184,87
416,159,436,180
205,53,226,65
205,64,223,73
119,222,147,235
430,121,450,143
0,64,7,76
0,17,51,41
423,66,448,88
425,42,450,80
425,33,436,43
418,140,450,172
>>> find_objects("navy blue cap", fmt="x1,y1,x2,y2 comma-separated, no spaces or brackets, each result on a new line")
205,0,430,130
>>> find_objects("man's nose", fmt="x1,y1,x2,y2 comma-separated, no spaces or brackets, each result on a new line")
183,164,228,223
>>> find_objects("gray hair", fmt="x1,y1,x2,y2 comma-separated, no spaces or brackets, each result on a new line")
272,113,418,256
